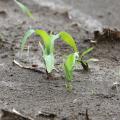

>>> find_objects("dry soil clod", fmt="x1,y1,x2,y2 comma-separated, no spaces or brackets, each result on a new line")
94,28,120,42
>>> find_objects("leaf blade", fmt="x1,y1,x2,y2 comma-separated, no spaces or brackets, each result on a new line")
49,34,59,53
20,29,35,50
14,0,34,19
35,30,50,54
59,31,78,52
81,47,93,59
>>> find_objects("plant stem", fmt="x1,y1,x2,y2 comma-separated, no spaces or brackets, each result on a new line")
81,61,89,71
66,82,73,92
46,70,52,80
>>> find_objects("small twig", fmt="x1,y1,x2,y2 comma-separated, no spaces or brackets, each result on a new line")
85,109,90,120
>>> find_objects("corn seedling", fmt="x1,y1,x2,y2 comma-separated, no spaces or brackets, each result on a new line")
78,47,98,71
59,31,79,91
20,29,59,75
36,30,59,74
64,52,79,91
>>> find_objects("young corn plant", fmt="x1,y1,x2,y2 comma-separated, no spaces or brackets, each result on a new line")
20,29,59,76
78,47,98,71
64,52,79,91
58,32,79,91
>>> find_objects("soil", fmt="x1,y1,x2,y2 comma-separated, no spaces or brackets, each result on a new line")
0,0,120,120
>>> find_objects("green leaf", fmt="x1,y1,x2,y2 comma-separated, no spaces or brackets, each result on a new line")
49,34,59,53
20,29,35,50
35,30,50,54
36,30,59,55
59,31,78,52
64,63,73,81
14,0,34,19
80,47,93,59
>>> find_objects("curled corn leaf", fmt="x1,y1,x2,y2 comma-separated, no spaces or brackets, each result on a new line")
43,54,55,73
64,52,78,82
64,52,78,91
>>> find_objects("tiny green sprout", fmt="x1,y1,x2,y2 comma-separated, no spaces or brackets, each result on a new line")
14,0,34,20
20,29,59,75
36,30,59,74
59,31,78,52
78,47,98,71
64,52,79,91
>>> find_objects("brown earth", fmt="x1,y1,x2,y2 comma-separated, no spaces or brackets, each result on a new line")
0,0,120,120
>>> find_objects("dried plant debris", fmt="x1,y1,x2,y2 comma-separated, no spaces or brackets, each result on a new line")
0,109,33,120
94,28,120,42
13,59,45,74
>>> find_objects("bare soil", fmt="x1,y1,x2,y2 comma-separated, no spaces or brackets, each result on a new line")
0,0,120,120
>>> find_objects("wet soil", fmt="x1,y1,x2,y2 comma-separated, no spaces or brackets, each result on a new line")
0,0,120,120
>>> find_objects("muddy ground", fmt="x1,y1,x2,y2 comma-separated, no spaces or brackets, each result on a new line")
0,0,120,120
